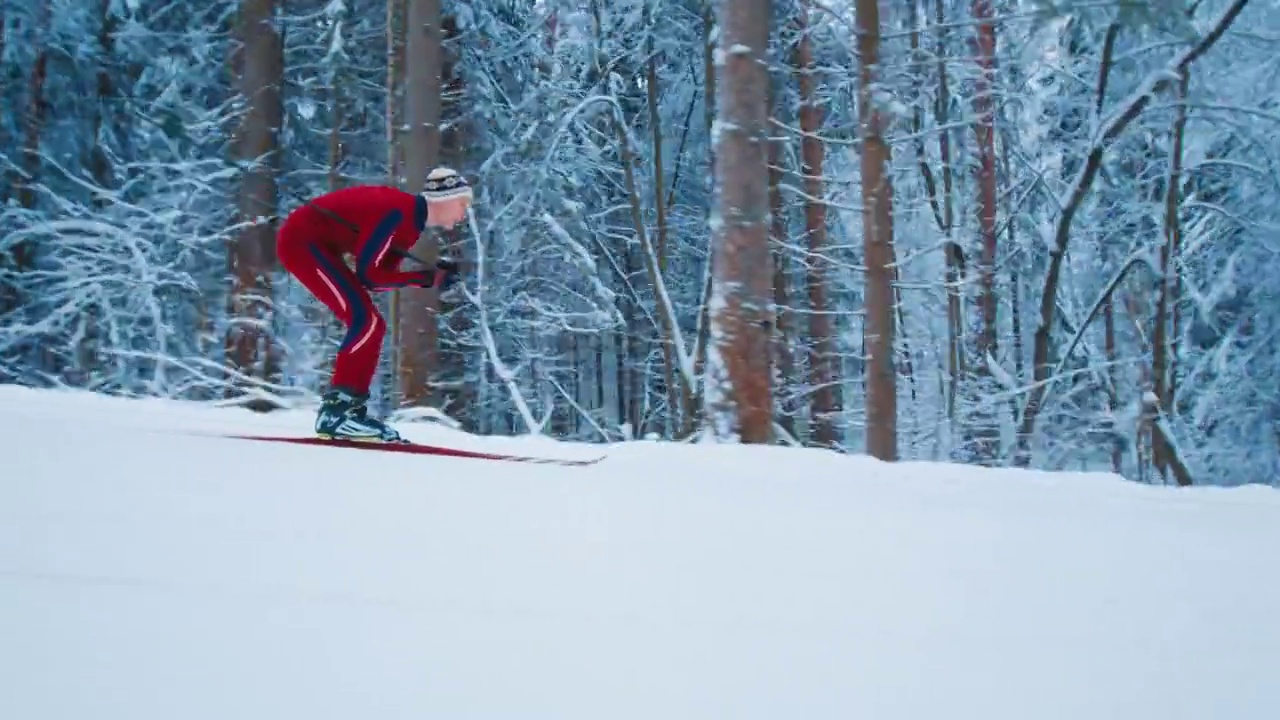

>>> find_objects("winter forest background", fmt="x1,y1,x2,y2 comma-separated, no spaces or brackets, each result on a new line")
1,0,1277,486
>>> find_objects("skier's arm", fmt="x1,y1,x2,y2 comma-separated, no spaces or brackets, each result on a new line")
355,210,429,290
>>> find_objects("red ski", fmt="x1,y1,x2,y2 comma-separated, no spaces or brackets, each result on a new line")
226,434,606,467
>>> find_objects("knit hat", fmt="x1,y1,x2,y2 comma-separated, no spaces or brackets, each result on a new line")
421,167,472,202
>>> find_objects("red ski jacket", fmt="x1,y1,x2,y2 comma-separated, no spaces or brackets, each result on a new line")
290,184,430,290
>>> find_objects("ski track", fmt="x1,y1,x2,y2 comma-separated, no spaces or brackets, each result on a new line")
2,385,1278,719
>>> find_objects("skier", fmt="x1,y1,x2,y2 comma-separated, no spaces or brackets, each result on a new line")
276,167,473,443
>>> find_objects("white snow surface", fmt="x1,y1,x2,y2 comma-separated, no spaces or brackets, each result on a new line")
2,384,1278,719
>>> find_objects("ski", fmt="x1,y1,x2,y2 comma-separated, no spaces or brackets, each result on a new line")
225,433,607,467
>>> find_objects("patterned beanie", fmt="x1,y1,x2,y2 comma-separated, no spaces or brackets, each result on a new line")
422,167,472,201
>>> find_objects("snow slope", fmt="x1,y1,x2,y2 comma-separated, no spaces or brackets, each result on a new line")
2,384,1278,720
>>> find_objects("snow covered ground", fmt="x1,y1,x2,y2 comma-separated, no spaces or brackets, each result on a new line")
2,384,1278,719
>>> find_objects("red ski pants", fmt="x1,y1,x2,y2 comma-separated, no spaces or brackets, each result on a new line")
277,211,386,395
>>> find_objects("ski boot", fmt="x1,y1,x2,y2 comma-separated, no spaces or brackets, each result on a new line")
315,388,406,444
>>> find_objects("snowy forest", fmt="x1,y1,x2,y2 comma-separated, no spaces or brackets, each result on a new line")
0,0,1277,486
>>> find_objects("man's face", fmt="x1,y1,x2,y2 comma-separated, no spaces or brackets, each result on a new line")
429,196,471,228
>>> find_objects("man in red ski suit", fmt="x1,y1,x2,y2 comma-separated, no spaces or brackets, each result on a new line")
276,167,473,443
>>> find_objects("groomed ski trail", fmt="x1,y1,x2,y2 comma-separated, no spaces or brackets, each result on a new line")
3,385,1279,720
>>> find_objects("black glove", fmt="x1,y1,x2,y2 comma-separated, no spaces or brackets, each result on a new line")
411,259,460,291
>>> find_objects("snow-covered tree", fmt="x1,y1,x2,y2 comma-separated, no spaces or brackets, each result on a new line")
0,0,1274,485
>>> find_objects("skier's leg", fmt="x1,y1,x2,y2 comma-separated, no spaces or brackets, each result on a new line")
277,226,400,442
304,246,385,394
301,248,401,442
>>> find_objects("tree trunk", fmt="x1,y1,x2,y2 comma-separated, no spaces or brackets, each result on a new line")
966,0,1000,462
856,0,897,460
1,0,49,331
768,83,797,439
396,0,444,407
929,0,963,439
328,19,347,194
225,0,283,403
0,4,7,206
1095,22,1123,476
1152,69,1188,480
1145,394,1195,486
1104,282,1121,473
1000,134,1024,443
705,0,773,443
687,0,718,438
71,0,120,385
385,0,406,186
646,7,680,437
1126,279,1152,482
702,1,717,167
383,0,405,392
15,0,47,216
795,1,839,448
617,110,691,439
90,1,117,204
317,10,350,364
433,16,471,425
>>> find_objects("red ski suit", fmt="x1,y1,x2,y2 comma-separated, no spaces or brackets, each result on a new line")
276,185,431,395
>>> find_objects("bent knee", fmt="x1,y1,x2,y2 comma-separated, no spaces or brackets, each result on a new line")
346,311,386,354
